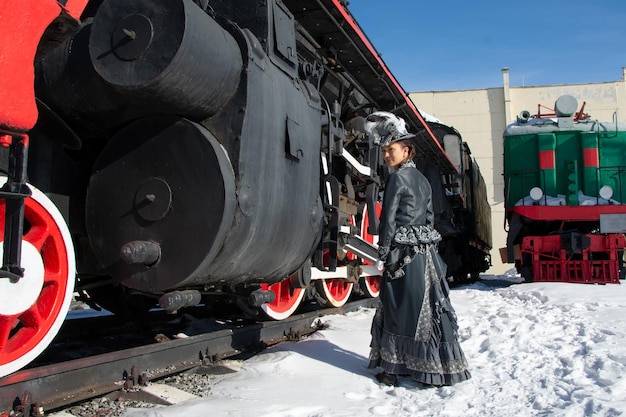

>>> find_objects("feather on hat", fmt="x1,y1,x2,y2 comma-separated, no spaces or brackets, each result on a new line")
364,111,416,146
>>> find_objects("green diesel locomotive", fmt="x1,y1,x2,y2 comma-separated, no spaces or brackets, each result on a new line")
504,95,626,283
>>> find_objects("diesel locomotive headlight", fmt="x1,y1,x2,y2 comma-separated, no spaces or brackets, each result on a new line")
529,187,544,202
599,185,614,200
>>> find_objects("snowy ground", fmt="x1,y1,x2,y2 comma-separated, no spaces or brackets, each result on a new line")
123,272,626,417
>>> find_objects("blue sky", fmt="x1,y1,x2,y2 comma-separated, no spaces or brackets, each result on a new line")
347,0,626,92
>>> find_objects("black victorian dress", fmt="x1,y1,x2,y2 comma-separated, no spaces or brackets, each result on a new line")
368,160,471,386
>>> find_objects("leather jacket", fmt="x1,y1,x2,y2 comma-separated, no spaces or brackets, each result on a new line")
377,162,433,261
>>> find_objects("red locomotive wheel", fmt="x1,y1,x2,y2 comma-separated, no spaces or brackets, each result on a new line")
0,180,75,377
360,274,381,298
315,278,353,308
359,202,382,298
260,274,305,320
316,237,355,308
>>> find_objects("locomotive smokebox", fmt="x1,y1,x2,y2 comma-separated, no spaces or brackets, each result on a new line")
89,0,242,119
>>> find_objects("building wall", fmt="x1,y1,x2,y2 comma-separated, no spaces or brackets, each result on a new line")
409,68,626,275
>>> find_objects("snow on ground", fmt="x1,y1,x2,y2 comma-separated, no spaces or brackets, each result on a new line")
124,272,626,417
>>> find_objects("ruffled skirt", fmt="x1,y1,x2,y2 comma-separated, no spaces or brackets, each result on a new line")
368,245,471,386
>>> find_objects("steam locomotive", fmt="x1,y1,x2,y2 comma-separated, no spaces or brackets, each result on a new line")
0,0,491,377
503,94,626,283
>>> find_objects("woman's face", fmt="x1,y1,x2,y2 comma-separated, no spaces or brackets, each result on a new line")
381,142,409,168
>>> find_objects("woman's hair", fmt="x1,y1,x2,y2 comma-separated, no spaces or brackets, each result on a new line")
397,139,416,162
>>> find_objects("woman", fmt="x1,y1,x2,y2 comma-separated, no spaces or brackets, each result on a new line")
364,111,471,387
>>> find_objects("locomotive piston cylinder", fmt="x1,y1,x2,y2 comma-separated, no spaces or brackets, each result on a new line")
86,116,237,292
88,0,243,120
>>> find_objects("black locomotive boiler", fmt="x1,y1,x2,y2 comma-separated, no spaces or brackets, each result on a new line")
0,0,492,377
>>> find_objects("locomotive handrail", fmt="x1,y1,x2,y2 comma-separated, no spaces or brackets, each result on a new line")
341,150,374,177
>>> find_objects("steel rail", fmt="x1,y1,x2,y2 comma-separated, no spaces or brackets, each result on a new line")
0,298,375,415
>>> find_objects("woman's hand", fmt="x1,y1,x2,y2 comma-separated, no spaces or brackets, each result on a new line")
375,260,385,271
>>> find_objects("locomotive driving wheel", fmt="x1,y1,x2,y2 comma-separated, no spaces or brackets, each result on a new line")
315,276,353,307
260,273,305,320
0,179,75,377
359,202,382,298
315,215,356,308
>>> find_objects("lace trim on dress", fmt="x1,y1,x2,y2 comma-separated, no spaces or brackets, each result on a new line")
383,225,442,280
394,225,442,246
399,160,416,169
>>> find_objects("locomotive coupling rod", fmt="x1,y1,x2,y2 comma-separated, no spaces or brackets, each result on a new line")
341,233,379,263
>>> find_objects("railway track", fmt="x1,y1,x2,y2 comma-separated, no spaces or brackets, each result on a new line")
0,298,376,416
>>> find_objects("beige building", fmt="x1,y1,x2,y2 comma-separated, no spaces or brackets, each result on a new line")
409,67,626,275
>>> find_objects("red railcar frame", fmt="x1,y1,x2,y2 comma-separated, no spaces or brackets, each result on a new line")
510,205,626,283
521,234,625,284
